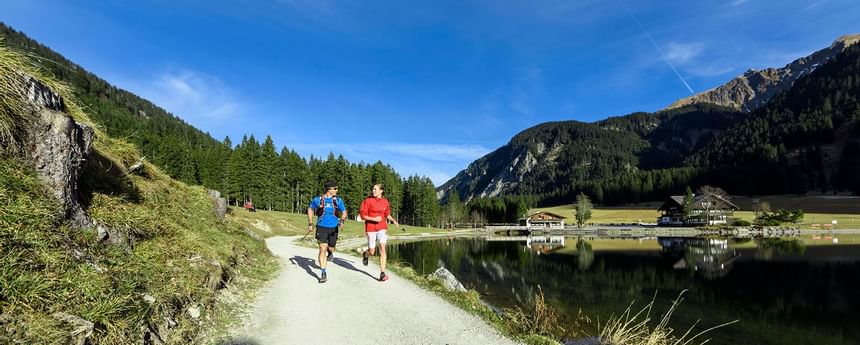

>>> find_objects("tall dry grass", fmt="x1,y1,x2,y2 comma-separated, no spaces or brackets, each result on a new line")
599,290,738,345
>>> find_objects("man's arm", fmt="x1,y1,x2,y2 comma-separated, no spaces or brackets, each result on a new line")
307,207,314,230
339,202,348,227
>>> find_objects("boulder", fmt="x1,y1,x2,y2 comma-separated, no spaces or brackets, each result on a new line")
430,267,467,292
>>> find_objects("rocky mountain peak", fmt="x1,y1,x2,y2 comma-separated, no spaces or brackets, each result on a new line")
665,33,860,112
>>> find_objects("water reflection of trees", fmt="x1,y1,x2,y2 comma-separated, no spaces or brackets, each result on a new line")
388,238,860,345
754,238,806,260
576,238,594,271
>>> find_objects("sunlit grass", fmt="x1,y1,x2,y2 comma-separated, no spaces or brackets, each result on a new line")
1,41,276,344
535,205,661,224
534,206,860,228
0,38,100,154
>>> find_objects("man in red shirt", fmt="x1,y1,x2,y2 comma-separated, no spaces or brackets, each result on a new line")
359,183,398,282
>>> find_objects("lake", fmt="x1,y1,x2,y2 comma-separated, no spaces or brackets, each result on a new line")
388,235,860,345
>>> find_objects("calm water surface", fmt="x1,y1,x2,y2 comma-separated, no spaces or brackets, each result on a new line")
388,235,860,345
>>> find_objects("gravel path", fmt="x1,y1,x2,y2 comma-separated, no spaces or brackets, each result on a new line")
227,236,519,345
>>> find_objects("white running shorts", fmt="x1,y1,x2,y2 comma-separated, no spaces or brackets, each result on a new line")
367,230,388,248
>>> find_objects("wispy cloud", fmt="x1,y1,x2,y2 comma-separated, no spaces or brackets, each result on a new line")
803,0,827,11
292,142,492,185
138,69,247,123
728,0,748,7
687,65,735,78
618,0,695,94
509,65,544,117
664,42,705,64
375,143,491,162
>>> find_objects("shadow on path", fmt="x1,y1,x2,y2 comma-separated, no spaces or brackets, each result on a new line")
289,256,319,281
331,257,378,281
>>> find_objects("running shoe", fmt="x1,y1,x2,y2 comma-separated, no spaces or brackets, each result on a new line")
379,272,389,282
362,250,369,266
327,249,333,261
319,271,327,283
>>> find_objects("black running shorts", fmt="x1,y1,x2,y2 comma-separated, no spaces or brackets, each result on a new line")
315,225,338,247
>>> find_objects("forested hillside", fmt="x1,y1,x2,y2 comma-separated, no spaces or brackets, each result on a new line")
439,34,860,209
437,104,731,206
0,23,440,226
689,42,860,194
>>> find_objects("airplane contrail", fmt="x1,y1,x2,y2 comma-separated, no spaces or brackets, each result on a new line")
618,0,695,94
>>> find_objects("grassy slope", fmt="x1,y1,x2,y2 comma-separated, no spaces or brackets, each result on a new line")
0,44,276,344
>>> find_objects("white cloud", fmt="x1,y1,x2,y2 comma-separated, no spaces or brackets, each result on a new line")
137,69,247,124
728,0,748,6
664,42,705,64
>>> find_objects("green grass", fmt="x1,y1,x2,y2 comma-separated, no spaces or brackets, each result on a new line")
0,37,99,155
0,42,277,344
535,205,860,228
535,205,661,225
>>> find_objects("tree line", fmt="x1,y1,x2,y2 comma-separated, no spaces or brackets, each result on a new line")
195,134,442,226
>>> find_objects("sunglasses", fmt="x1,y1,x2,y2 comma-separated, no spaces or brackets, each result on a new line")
329,187,338,190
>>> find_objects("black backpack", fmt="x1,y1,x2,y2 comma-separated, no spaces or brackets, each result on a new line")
315,195,342,218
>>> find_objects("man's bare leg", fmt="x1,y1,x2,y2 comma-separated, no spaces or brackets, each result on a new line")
318,243,329,282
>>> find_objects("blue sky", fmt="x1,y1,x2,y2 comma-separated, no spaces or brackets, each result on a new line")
2,0,859,185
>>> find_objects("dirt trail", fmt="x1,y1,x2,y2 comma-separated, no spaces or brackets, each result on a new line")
226,236,519,345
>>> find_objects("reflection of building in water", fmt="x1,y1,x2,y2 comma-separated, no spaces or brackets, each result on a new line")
526,235,565,254
658,237,739,279
519,211,566,229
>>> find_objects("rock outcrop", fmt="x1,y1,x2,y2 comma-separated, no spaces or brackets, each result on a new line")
19,75,94,227
208,189,227,220
50,312,94,345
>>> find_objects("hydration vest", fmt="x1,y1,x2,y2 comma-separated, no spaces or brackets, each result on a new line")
316,195,342,218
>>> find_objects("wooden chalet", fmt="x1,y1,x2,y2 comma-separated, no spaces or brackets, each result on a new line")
519,211,566,229
657,194,740,226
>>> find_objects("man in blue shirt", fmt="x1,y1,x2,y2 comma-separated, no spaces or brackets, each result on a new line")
307,180,347,283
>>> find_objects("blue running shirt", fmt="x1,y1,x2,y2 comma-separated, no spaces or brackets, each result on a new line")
309,196,346,228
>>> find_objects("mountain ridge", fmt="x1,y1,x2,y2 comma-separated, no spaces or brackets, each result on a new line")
439,34,860,205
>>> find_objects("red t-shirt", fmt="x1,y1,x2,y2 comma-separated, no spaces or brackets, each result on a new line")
360,196,390,232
